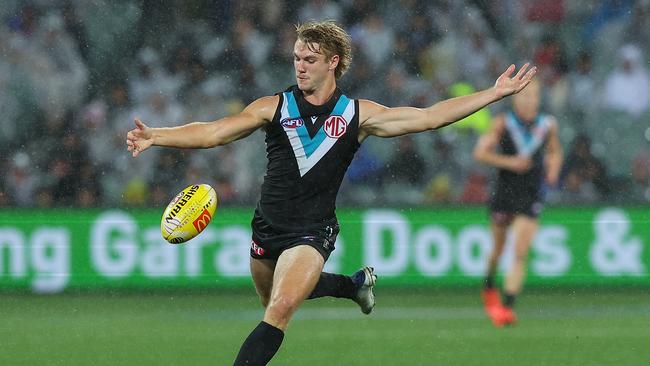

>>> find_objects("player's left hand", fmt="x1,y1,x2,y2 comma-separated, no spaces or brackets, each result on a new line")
493,63,537,99
126,118,153,157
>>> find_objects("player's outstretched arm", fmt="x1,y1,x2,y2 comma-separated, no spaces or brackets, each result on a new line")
126,95,278,157
359,64,537,139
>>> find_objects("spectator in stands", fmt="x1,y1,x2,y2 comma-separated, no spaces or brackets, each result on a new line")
631,150,650,201
582,0,634,44
532,34,567,89
568,51,597,121
129,47,179,105
562,134,610,199
35,186,54,208
5,152,37,206
75,162,101,207
298,0,342,22
384,136,425,184
375,63,429,107
0,182,10,207
350,11,395,71
229,19,272,70
398,13,437,75
381,135,426,203
340,144,384,204
7,3,40,38
602,44,650,117
458,28,505,90
627,1,650,46
35,12,88,117
423,174,454,204
61,2,89,62
524,0,565,24
50,132,86,205
558,169,599,204
425,134,464,196
150,149,187,205
460,170,489,204
3,0,650,207
0,36,23,148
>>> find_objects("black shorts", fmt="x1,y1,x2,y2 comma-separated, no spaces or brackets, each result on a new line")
250,209,339,261
489,200,543,225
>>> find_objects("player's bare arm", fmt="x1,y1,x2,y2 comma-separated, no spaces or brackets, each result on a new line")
473,114,532,173
544,118,563,185
126,95,278,157
358,64,537,141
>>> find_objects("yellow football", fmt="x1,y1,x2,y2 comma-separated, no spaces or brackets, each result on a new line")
160,184,218,244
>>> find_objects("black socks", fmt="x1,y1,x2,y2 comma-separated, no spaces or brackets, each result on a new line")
233,321,284,366
483,275,495,289
307,272,356,299
233,273,358,364
484,275,516,308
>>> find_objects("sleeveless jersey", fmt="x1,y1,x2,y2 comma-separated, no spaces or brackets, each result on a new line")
258,85,360,231
490,110,552,213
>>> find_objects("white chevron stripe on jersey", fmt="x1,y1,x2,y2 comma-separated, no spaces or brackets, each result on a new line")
505,112,550,157
280,94,355,177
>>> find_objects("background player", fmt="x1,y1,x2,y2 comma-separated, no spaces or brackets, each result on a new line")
474,79,563,327
127,21,537,365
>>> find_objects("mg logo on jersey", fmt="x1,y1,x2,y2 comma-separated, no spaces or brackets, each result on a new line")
324,116,347,138
192,208,212,232
281,117,304,129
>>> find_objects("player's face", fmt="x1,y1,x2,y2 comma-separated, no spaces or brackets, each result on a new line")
513,79,541,122
293,40,337,91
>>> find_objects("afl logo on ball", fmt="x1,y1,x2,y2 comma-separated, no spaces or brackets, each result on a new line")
324,116,347,138
281,118,304,129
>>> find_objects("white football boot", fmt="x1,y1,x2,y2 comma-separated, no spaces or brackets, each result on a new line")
352,266,377,314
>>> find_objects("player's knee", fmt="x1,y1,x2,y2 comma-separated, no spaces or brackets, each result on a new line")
513,251,529,263
266,295,300,319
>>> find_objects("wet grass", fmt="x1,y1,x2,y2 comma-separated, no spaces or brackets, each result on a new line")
1,288,649,365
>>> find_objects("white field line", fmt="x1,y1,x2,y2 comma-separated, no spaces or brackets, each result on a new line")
179,304,650,322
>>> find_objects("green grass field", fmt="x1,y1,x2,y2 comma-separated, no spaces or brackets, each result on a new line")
2,288,649,365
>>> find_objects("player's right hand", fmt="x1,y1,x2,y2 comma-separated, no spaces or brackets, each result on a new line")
509,156,533,173
126,118,154,158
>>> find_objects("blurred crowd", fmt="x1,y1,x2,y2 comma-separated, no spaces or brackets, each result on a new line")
1,0,650,208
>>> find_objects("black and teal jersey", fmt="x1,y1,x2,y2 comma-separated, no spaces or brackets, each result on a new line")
490,110,552,215
257,85,360,231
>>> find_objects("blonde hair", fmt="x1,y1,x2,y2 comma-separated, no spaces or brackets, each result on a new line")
295,21,352,79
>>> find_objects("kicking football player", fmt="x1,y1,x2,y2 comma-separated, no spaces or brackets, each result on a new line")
474,78,563,327
127,21,537,365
